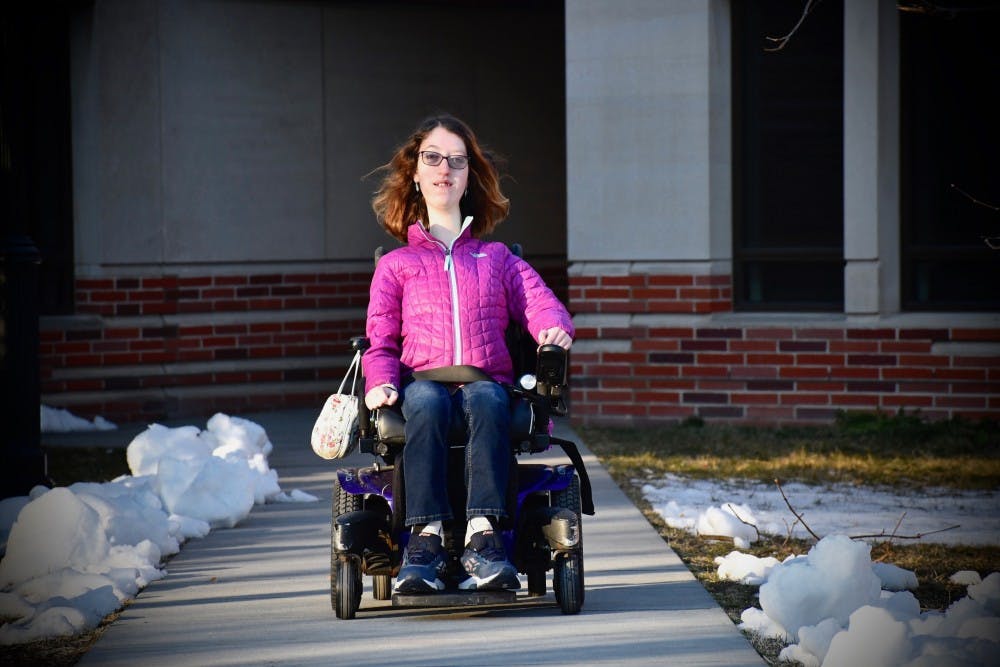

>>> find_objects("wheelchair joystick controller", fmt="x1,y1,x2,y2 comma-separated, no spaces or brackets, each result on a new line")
535,344,568,415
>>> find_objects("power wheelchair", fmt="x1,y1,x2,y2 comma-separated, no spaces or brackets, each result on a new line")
330,323,595,619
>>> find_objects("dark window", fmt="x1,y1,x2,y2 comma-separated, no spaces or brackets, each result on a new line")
900,5,1000,311
732,0,844,311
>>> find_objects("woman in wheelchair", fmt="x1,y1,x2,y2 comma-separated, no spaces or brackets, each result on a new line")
363,114,574,594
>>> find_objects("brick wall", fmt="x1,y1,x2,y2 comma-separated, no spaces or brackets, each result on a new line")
568,271,1000,425
41,260,570,423
41,271,371,422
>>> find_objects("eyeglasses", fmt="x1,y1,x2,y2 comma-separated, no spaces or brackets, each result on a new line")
419,151,469,170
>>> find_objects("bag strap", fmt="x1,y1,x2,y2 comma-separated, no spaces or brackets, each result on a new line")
336,351,361,395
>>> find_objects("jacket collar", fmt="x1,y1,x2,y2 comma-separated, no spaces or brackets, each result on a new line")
407,217,474,248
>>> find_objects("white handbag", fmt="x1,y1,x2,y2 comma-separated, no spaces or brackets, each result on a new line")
311,351,361,459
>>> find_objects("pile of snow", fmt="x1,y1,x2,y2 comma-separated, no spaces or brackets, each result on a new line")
643,473,1000,547
41,405,117,433
0,414,317,644
719,536,1000,666
644,474,999,666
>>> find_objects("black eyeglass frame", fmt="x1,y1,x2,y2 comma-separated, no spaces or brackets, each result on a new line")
418,151,469,170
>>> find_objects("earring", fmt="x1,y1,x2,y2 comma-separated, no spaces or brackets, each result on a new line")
415,182,420,193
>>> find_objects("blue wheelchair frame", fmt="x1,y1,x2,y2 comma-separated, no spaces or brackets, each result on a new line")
330,336,594,619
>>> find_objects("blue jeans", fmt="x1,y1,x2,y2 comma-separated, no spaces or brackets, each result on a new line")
400,380,511,526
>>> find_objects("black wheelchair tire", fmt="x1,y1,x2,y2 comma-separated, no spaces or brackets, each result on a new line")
550,474,584,614
372,574,393,600
331,478,364,614
335,555,363,620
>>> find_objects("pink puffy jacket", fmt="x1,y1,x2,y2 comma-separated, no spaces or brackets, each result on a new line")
363,221,574,393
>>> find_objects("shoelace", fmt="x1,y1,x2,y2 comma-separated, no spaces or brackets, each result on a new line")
406,535,441,565
470,532,507,562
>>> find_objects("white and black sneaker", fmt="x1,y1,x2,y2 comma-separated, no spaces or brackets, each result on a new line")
393,533,447,594
458,530,520,591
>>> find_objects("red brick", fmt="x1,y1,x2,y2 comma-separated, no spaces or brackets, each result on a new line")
881,341,932,354
635,391,682,404
603,404,649,416
694,274,731,286
648,275,693,286
951,328,1000,341
105,327,142,340
746,406,795,420
830,366,879,379
648,379,695,389
847,329,896,340
899,355,950,367
797,354,844,366
696,379,744,391
731,340,776,352
569,276,599,287
633,339,681,351
952,356,1000,367
682,366,729,378
830,341,879,353
681,340,728,351
697,353,744,365
746,328,794,339
934,368,987,380
91,290,127,302
795,328,845,340
798,381,845,392
633,287,678,300
898,382,950,393
935,395,986,408
898,328,949,341
648,327,695,338
848,354,896,366
747,353,794,365
832,394,880,406
732,393,779,405
779,366,829,378
679,288,716,300
603,378,651,389
77,278,114,289
103,352,142,365
682,392,729,404
731,366,778,379
649,405,697,418
881,367,936,380
646,301,693,314
780,393,830,405
602,275,646,287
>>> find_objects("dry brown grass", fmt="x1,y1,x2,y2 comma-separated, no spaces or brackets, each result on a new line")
580,415,1000,665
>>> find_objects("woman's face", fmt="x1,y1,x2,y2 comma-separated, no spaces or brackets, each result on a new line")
414,126,469,216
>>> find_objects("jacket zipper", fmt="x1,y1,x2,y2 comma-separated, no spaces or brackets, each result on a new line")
421,217,474,366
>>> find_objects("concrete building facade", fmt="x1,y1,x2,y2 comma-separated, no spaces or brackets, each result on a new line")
27,0,999,424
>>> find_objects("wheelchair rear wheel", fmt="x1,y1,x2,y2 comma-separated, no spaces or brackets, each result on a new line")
372,574,393,600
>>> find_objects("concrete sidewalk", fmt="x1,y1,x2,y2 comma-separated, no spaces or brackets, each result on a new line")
71,408,764,666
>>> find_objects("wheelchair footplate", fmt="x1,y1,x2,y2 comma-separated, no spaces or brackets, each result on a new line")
391,590,517,608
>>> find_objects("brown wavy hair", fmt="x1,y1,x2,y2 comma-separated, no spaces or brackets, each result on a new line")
370,114,510,243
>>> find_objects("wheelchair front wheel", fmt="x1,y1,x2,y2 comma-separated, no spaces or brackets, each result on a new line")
553,551,584,615
335,554,363,619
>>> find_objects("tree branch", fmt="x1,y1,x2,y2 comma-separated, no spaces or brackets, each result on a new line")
765,0,824,52
774,478,821,541
726,502,762,542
